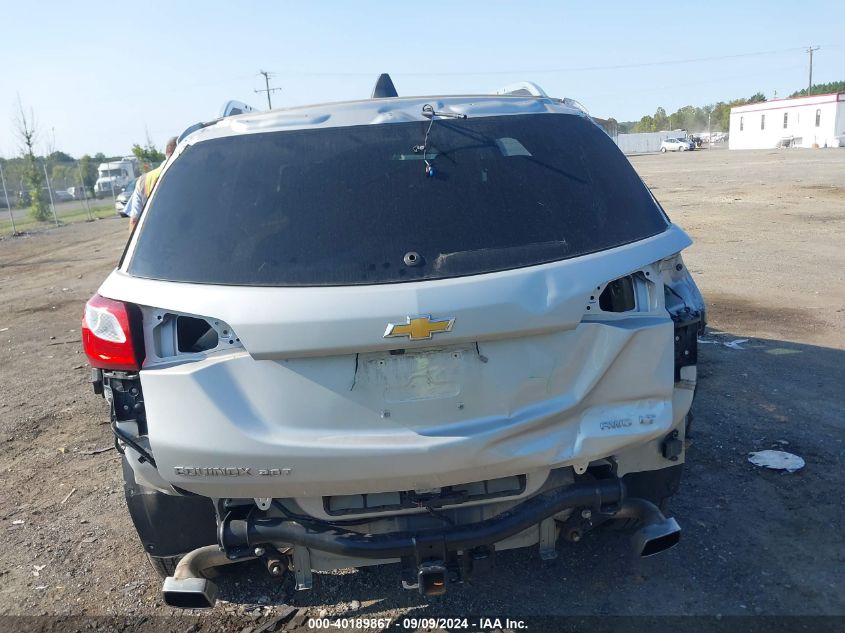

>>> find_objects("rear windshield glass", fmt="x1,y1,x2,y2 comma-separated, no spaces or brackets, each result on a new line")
128,114,668,286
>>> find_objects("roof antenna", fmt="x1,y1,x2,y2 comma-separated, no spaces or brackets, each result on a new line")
371,73,398,98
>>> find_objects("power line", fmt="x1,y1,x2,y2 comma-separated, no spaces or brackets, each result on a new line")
588,64,807,101
266,46,815,78
255,70,282,109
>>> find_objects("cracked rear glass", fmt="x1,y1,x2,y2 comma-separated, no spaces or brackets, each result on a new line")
128,114,668,286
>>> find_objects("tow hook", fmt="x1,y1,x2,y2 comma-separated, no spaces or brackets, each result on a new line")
418,561,448,596
254,545,287,577
662,430,684,461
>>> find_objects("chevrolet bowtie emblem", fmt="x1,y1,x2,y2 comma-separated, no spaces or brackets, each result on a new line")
384,315,455,341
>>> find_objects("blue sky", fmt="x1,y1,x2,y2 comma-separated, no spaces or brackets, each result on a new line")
1,0,843,158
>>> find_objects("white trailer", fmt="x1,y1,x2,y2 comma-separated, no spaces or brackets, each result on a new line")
729,93,845,149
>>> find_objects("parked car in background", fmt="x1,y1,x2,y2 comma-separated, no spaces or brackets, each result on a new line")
660,138,694,152
67,186,91,200
115,178,137,217
53,189,74,202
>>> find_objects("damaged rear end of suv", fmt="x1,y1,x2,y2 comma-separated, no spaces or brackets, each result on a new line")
83,79,705,608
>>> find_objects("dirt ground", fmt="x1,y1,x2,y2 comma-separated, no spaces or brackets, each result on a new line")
0,148,843,631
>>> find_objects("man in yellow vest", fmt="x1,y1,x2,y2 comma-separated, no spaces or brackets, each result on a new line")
127,136,177,232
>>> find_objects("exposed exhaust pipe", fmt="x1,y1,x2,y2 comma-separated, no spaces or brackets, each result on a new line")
162,545,254,609
614,498,681,557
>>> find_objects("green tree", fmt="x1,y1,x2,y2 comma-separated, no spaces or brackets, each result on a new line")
47,150,74,163
653,107,669,131
48,163,73,189
131,142,165,166
45,151,76,190
621,88,777,136
669,105,704,131
710,102,729,132
632,115,655,133
79,154,97,191
14,99,49,221
789,81,845,97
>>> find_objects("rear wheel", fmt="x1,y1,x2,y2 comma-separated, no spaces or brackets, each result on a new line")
661,147,667,153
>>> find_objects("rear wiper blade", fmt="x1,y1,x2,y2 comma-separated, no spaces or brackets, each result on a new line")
414,105,467,177
421,103,467,119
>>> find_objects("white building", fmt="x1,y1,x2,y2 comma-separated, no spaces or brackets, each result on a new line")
729,93,845,149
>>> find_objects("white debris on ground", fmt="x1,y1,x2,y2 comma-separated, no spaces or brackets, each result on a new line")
696,335,749,349
748,450,805,473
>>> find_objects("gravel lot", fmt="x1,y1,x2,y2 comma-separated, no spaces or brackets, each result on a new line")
0,148,843,631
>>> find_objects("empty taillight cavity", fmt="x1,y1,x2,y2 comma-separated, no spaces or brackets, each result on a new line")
599,276,636,312
147,310,239,362
176,316,219,353
589,271,656,315
81,294,142,371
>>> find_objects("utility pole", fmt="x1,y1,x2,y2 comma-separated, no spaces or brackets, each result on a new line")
707,113,711,148
806,46,820,95
255,70,282,110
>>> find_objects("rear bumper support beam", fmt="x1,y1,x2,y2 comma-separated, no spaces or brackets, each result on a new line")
220,477,626,559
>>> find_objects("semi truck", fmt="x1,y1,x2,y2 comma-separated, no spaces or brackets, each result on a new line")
94,158,138,198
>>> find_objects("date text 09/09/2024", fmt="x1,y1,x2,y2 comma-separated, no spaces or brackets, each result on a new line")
306,618,528,630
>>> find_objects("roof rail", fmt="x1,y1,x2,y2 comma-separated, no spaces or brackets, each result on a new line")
177,121,216,144
493,82,591,116
177,99,260,144
558,97,589,116
219,100,258,117
494,81,548,98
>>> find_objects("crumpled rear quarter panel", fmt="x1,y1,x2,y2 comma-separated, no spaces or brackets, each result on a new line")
140,318,673,498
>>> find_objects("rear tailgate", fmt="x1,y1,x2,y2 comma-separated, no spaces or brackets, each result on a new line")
100,226,690,498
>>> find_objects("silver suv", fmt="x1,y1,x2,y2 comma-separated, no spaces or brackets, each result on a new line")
83,78,705,608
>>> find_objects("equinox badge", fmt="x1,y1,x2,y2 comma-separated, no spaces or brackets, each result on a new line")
384,315,455,341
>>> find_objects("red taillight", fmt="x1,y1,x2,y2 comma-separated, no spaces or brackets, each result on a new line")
81,294,142,370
